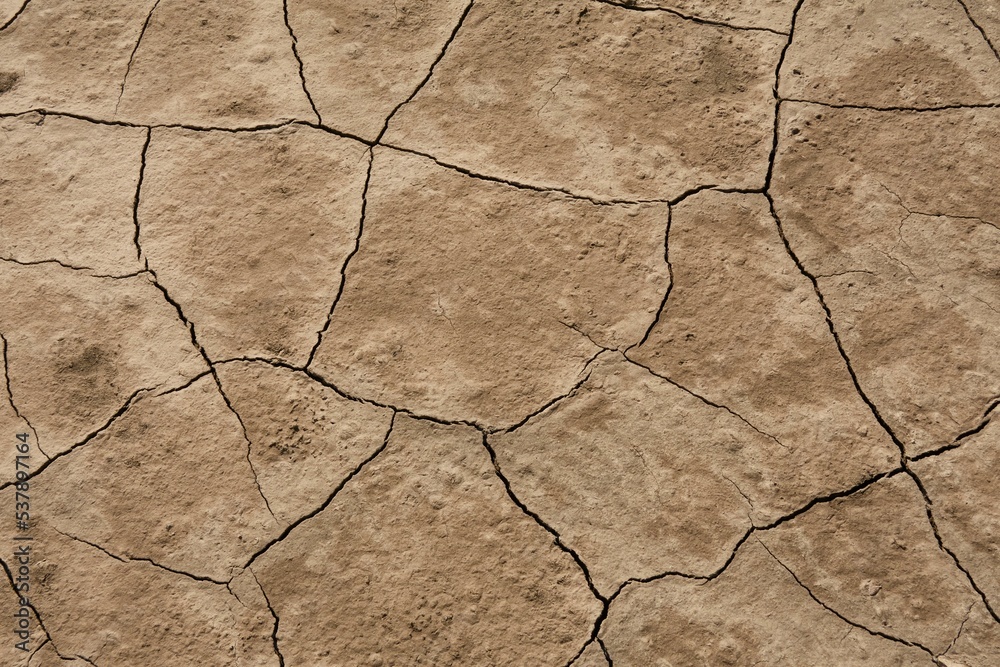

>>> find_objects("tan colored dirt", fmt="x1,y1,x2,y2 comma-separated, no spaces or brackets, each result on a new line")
0,0,998,665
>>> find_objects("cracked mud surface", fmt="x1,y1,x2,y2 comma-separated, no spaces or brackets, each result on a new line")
0,0,998,665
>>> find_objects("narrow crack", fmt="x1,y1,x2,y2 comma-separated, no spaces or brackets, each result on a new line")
780,97,1000,112
283,0,321,124
0,332,44,458
909,397,999,462
53,528,228,585
590,0,789,36
756,537,941,659
382,141,674,206
216,355,487,431
249,569,286,667
242,412,396,570
0,386,154,493
375,0,476,143
941,602,975,657
212,370,276,521
480,431,605,605
0,0,30,32
910,469,1000,624
956,0,1000,62
115,0,161,116
0,556,61,658
629,205,674,350
0,256,148,280
305,147,374,368
496,350,607,434
623,354,790,451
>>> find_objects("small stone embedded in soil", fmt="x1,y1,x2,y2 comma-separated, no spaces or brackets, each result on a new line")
33,376,280,582
631,190,899,498
0,264,206,457
383,0,783,201
780,0,1000,108
252,416,601,666
0,0,157,118
601,541,936,666
911,417,1000,614
311,146,669,428
0,113,146,276
760,473,980,654
115,0,315,127
10,514,276,667
287,0,471,140
215,360,394,525
139,125,369,366
772,103,1000,456
491,353,760,594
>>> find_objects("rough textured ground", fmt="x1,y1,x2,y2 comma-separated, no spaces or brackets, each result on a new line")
1,0,998,665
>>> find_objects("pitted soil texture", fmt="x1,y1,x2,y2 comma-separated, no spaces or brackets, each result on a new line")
1,0,999,665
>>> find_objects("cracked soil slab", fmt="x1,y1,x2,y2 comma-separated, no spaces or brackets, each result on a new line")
771,103,1000,456
251,416,600,666
311,146,669,428
2,0,999,663
383,0,784,200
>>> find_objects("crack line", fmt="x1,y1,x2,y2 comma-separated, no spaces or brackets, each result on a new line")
480,430,606,603
780,97,1000,112
249,570,286,667
115,0,161,116
0,0,30,32
53,528,227,585
956,0,1000,62
0,556,61,658
0,386,154,494
756,538,941,658
0,332,45,458
305,147,373,368
623,354,790,451
590,0,789,36
283,0,321,124
242,412,396,570
375,0,476,143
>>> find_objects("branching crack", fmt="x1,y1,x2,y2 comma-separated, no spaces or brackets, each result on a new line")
306,147,374,368
375,0,476,143
242,412,396,570
283,0,321,124
589,0,789,36
115,0,161,116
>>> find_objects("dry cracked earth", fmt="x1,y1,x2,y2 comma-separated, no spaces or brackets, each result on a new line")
0,0,998,665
